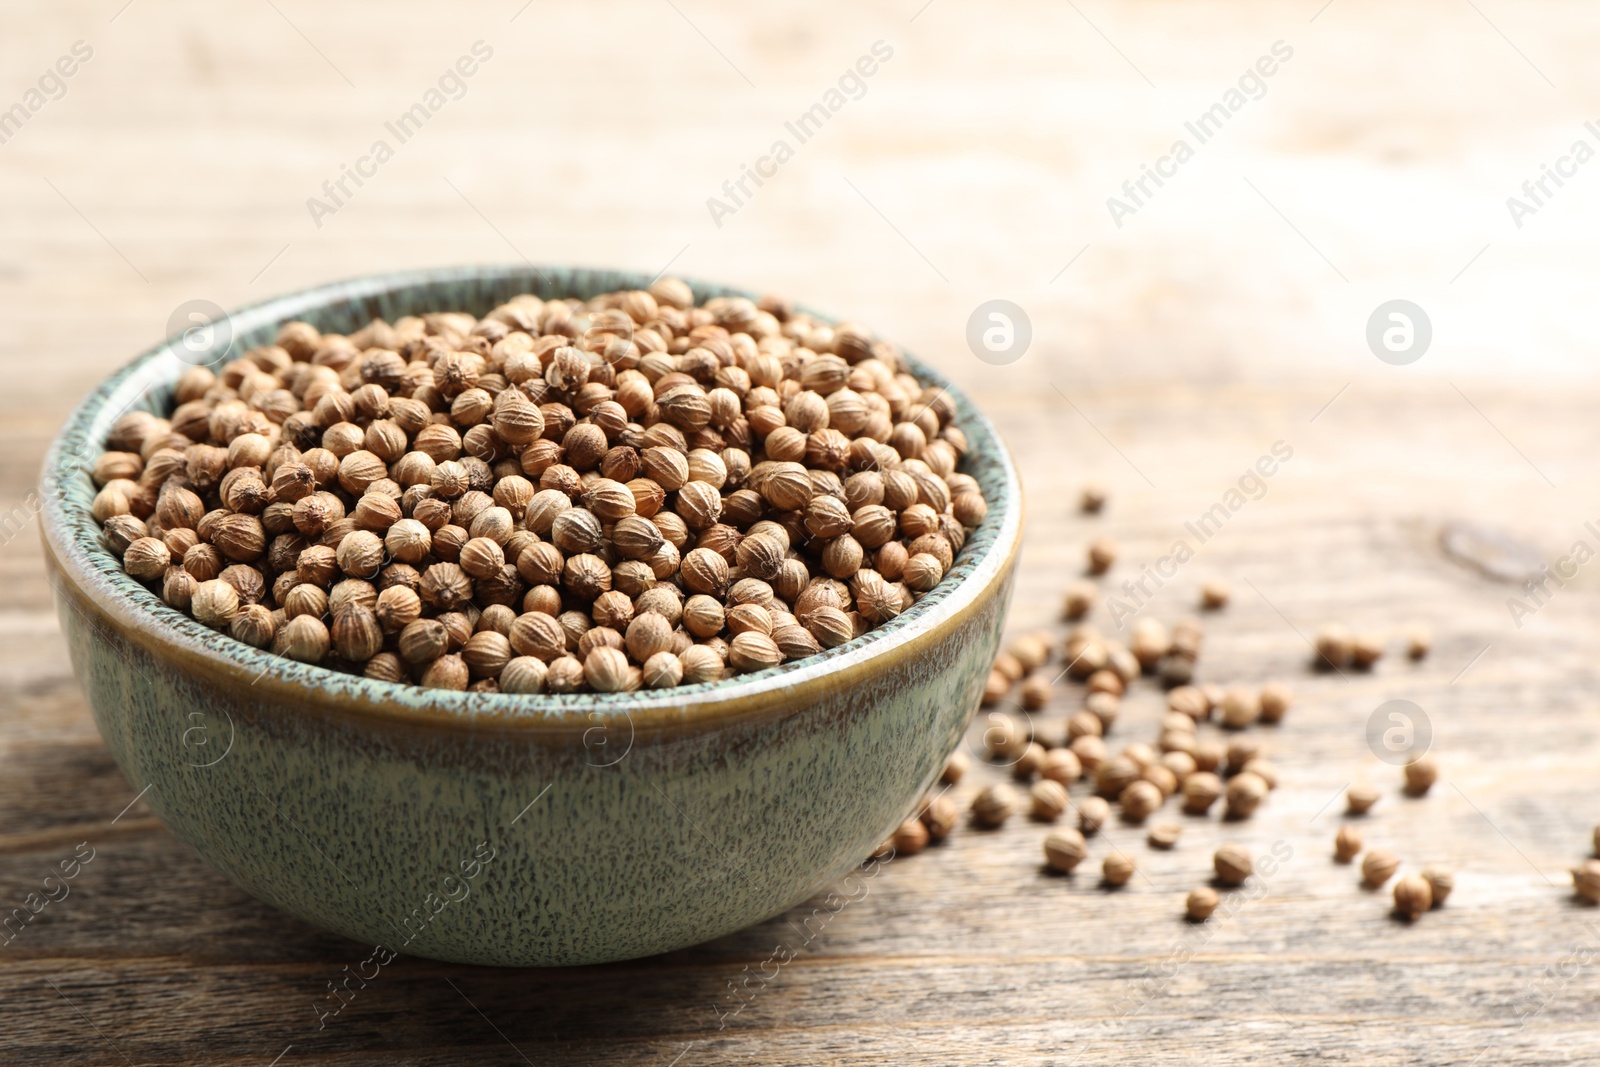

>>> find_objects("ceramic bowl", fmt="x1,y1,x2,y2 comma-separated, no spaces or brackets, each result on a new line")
38,266,1022,966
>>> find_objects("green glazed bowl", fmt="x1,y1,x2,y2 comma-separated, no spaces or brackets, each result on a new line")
38,266,1022,966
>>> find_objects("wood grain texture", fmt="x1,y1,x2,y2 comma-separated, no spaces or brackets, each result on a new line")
5,0,1600,1063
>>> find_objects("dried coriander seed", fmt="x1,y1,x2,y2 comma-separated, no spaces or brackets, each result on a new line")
1030,779,1070,822
1393,875,1433,920
1012,742,1047,781
1182,772,1223,815
941,751,970,785
1420,865,1453,907
1345,783,1380,815
1041,747,1083,785
1147,822,1182,850
1062,580,1098,621
971,784,1017,828
1199,578,1230,610
1079,482,1107,514
1102,852,1135,887
1086,537,1117,575
1119,780,1163,824
1403,754,1438,796
1258,682,1293,724
1314,623,1354,670
1043,828,1088,873
1406,626,1432,661
1351,632,1384,669
920,795,959,842
892,818,929,856
1219,687,1260,730
1185,886,1220,921
1078,796,1110,836
1362,848,1400,888
1334,825,1363,863
1213,844,1252,887
1572,860,1600,903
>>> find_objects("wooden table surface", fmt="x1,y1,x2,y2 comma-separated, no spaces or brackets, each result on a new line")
5,1,1600,1064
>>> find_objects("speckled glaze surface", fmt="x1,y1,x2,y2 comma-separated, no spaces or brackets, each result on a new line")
39,266,1022,967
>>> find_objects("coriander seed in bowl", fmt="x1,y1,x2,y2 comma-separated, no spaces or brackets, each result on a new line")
40,265,1022,965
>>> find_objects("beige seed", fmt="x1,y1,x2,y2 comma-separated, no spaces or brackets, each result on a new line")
1420,865,1453,907
971,784,1017,828
1147,822,1182,850
920,795,960,842
1393,875,1433,920
1362,848,1400,888
1214,844,1253,886
1224,772,1269,820
1086,536,1117,575
1199,578,1230,610
1043,828,1088,873
1030,779,1071,821
1078,796,1110,835
1403,754,1438,796
1258,682,1293,723
1346,783,1381,815
941,751,970,785
1182,772,1223,815
1119,780,1163,824
1574,861,1600,903
1334,825,1363,863
1102,852,1135,887
1185,886,1220,921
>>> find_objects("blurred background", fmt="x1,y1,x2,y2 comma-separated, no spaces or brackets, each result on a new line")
5,2,1599,1064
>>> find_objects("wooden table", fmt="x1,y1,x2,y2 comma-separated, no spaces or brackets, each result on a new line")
5,1,1600,1063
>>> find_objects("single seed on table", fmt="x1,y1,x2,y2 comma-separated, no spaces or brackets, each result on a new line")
1420,865,1453,907
1085,691,1120,727
892,818,929,856
1219,686,1260,729
1086,536,1117,575
1043,828,1088,873
1224,772,1269,820
1334,825,1363,863
1167,685,1209,722
985,711,1027,759
1123,742,1157,769
971,784,1017,828
1346,783,1381,815
1008,632,1052,672
1224,736,1262,774
1061,579,1098,621
1161,751,1197,782
1129,618,1169,670
1021,674,1053,711
1393,875,1433,920
1158,654,1195,687
1078,796,1111,836
1070,735,1108,772
981,669,1011,707
941,751,970,785
1314,623,1355,670
1079,482,1108,514
1403,754,1438,796
1119,780,1163,824
1572,860,1600,903
1141,764,1178,799
920,794,959,842
1351,633,1385,669
993,652,1025,682
1192,740,1224,774
1199,578,1230,610
1258,682,1293,724
1406,626,1432,660
1040,747,1082,784
1362,848,1400,888
1067,710,1103,742
1096,755,1139,798
1186,886,1220,921
1182,772,1223,815
1239,759,1277,790
1012,741,1046,780
1102,852,1135,887
1148,822,1182,850
1214,844,1253,886
1030,779,1071,821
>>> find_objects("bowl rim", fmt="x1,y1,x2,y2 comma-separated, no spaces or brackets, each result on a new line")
39,265,1023,737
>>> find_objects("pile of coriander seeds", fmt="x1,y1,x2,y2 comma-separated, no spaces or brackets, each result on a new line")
89,279,988,693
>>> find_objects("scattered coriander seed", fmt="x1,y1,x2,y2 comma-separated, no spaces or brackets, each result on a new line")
1406,626,1432,661
1420,865,1453,908
1148,822,1182,850
1119,780,1163,824
1214,844,1253,886
1021,674,1053,711
1079,482,1108,514
1182,772,1223,815
1102,852,1135,887
1086,691,1121,727
1141,763,1179,798
1192,739,1225,775
1362,848,1400,888
1013,742,1047,781
971,784,1018,828
941,750,970,785
1351,633,1385,669
1346,783,1381,815
985,711,1028,759
1224,772,1269,820
993,651,1025,683
1393,875,1433,920
1314,624,1355,670
1219,687,1261,730
1186,885,1220,921
1199,578,1230,610
1239,759,1277,790
1043,828,1088,873
1572,860,1600,904
920,795,960,842
1008,632,1052,672
1223,737,1263,775
1096,755,1140,799
1070,735,1108,772
1040,747,1083,785
892,818,930,856
1030,779,1071,822
1403,754,1438,796
1258,682,1293,724
1167,686,1209,722
1334,825,1363,863
1062,579,1098,621
1086,536,1117,575
982,669,1011,707
1078,796,1111,836
1067,710,1104,742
